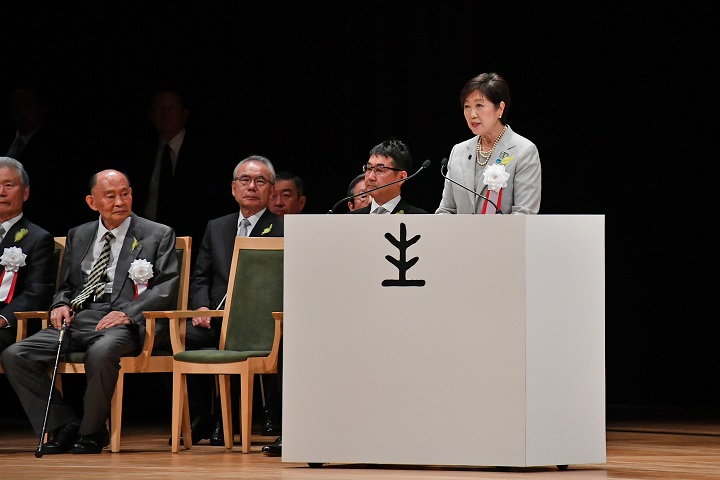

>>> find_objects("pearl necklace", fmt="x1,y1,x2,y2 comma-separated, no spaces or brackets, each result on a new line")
476,125,508,166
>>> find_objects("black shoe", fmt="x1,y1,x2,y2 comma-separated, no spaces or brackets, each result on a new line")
261,436,281,456
262,408,281,436
209,418,225,446
168,414,213,445
71,428,110,454
41,423,79,454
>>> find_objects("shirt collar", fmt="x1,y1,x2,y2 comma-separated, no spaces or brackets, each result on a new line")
369,195,401,213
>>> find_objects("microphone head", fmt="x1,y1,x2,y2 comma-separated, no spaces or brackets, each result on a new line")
421,159,431,169
440,157,448,168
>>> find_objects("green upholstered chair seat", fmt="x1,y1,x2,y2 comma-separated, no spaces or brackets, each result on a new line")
174,349,271,363
65,352,86,363
64,349,173,363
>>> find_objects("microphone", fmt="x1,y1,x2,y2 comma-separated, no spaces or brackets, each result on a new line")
328,159,431,213
440,157,503,214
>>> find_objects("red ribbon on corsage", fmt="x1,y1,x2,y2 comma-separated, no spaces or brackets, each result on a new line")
0,269,19,303
133,282,148,300
481,188,503,214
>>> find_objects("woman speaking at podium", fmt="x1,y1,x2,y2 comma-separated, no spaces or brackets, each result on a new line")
436,72,541,215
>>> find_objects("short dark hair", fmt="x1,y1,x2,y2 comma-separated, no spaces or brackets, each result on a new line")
368,138,413,172
149,84,189,109
347,173,365,197
275,171,305,197
460,72,511,124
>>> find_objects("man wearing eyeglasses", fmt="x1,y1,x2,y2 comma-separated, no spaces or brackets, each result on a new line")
182,155,284,447
350,139,427,215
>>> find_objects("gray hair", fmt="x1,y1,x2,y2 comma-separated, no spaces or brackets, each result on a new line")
0,157,29,187
233,155,276,184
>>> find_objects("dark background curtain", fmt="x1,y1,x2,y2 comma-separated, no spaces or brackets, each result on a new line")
1,2,716,417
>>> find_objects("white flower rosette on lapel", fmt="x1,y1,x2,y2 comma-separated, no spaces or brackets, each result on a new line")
482,163,510,192
0,246,27,302
480,162,511,214
128,258,154,299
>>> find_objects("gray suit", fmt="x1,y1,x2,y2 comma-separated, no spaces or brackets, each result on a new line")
0,213,178,435
436,125,541,215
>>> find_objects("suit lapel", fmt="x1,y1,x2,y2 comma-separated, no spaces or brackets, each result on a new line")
494,125,514,161
222,213,239,262
462,139,478,206
251,210,275,237
1,217,29,248
72,223,99,291
112,215,141,301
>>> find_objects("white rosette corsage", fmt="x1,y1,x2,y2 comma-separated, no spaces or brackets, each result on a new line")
482,163,510,192
128,258,154,299
0,247,27,302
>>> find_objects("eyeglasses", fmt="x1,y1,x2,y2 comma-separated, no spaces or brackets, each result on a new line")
234,175,271,187
362,164,403,175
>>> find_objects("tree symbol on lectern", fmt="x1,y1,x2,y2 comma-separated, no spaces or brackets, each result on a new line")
382,222,426,287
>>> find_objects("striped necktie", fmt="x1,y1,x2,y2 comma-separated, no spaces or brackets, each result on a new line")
373,206,389,214
70,232,115,311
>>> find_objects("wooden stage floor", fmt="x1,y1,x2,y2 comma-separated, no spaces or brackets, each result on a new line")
2,414,720,480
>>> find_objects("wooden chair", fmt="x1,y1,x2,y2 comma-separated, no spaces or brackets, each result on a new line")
40,236,192,452
160,236,284,454
2,237,66,375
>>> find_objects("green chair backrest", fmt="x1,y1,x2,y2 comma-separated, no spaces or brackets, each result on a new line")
223,248,283,353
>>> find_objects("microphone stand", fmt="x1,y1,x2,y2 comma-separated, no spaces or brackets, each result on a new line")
440,159,503,214
329,160,431,213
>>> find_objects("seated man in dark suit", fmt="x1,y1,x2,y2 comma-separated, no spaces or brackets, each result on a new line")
185,155,284,445
0,157,56,352
1,169,179,454
349,138,427,215
0,157,56,416
269,171,306,216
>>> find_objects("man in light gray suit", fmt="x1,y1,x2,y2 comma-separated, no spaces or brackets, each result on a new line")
1,169,179,454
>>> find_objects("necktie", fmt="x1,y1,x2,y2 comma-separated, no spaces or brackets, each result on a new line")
70,232,114,311
0,225,5,243
6,136,25,158
157,143,173,220
373,206,389,214
237,218,251,237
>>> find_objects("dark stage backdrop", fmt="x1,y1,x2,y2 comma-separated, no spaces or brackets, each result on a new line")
1,2,716,416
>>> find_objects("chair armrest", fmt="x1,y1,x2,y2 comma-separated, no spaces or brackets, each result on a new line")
267,312,283,371
13,311,51,343
143,309,224,355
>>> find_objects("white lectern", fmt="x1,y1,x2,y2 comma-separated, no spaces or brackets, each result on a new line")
282,214,605,468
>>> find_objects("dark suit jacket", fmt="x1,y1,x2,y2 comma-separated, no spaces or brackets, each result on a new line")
8,126,88,236
189,209,284,313
0,217,55,348
349,197,428,214
124,131,232,264
52,213,179,341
